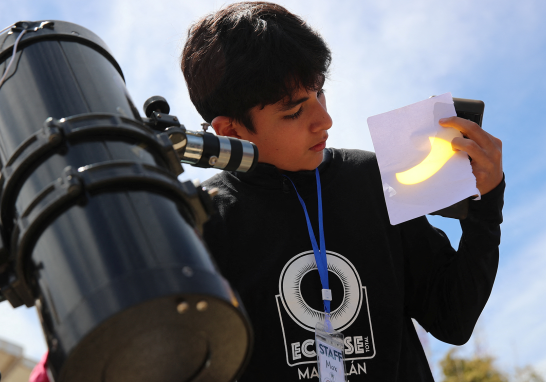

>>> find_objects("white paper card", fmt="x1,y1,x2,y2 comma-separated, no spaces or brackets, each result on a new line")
367,93,477,225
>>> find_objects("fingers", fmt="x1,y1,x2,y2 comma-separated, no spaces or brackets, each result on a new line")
452,136,502,195
439,116,495,151
451,136,487,162
484,129,502,150
447,117,503,195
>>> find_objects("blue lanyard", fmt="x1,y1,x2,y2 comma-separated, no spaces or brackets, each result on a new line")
284,168,330,314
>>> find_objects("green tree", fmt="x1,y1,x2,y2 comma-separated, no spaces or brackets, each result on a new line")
514,366,545,382
440,349,545,382
440,348,507,382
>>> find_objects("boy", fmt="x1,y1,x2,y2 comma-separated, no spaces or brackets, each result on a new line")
182,2,504,381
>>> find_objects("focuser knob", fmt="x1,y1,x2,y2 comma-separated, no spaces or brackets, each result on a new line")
143,95,170,118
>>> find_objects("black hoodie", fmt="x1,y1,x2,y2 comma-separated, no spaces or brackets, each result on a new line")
202,148,505,381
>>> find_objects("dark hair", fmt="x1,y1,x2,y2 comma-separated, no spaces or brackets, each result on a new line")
181,1,331,133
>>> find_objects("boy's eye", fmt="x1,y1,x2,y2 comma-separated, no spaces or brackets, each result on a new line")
282,89,324,120
284,106,304,120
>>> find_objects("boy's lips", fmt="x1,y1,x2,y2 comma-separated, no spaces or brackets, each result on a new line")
310,136,328,152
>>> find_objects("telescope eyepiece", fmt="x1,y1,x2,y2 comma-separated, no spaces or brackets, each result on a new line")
143,96,259,172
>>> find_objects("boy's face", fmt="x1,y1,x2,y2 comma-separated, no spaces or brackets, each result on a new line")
235,87,332,172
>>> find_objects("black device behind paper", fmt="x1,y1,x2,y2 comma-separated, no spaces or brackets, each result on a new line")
428,97,485,220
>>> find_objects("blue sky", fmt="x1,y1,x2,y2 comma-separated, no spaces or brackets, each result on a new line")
1,0,545,379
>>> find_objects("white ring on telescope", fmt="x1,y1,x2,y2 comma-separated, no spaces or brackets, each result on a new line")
214,136,232,169
183,132,204,164
237,141,254,172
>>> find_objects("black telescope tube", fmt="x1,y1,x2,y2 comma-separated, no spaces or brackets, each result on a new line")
0,21,252,382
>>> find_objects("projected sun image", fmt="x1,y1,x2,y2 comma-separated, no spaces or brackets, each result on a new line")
395,137,456,185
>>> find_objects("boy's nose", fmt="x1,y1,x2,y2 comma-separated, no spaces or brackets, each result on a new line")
310,99,332,132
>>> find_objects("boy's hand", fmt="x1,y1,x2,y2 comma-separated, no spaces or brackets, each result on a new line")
439,116,503,195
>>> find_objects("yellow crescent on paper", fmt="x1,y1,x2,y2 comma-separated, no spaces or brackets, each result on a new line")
395,137,456,185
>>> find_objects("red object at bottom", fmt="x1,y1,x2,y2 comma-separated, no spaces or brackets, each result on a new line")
29,352,50,382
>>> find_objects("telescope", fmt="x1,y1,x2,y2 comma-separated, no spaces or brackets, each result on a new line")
0,20,255,381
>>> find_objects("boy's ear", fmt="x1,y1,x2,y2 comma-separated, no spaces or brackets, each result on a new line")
211,116,244,139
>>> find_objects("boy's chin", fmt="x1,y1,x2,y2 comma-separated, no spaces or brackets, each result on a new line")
282,151,324,172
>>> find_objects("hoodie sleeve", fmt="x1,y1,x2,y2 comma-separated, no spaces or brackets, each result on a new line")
401,176,505,345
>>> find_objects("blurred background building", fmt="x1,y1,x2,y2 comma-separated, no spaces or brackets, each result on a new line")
0,338,36,382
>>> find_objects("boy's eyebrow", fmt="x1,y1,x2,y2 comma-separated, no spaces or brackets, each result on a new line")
276,97,309,113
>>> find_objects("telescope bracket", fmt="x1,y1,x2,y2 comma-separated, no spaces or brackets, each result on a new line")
5,160,209,307
147,111,182,132
10,21,55,33
0,113,193,305
0,113,184,233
